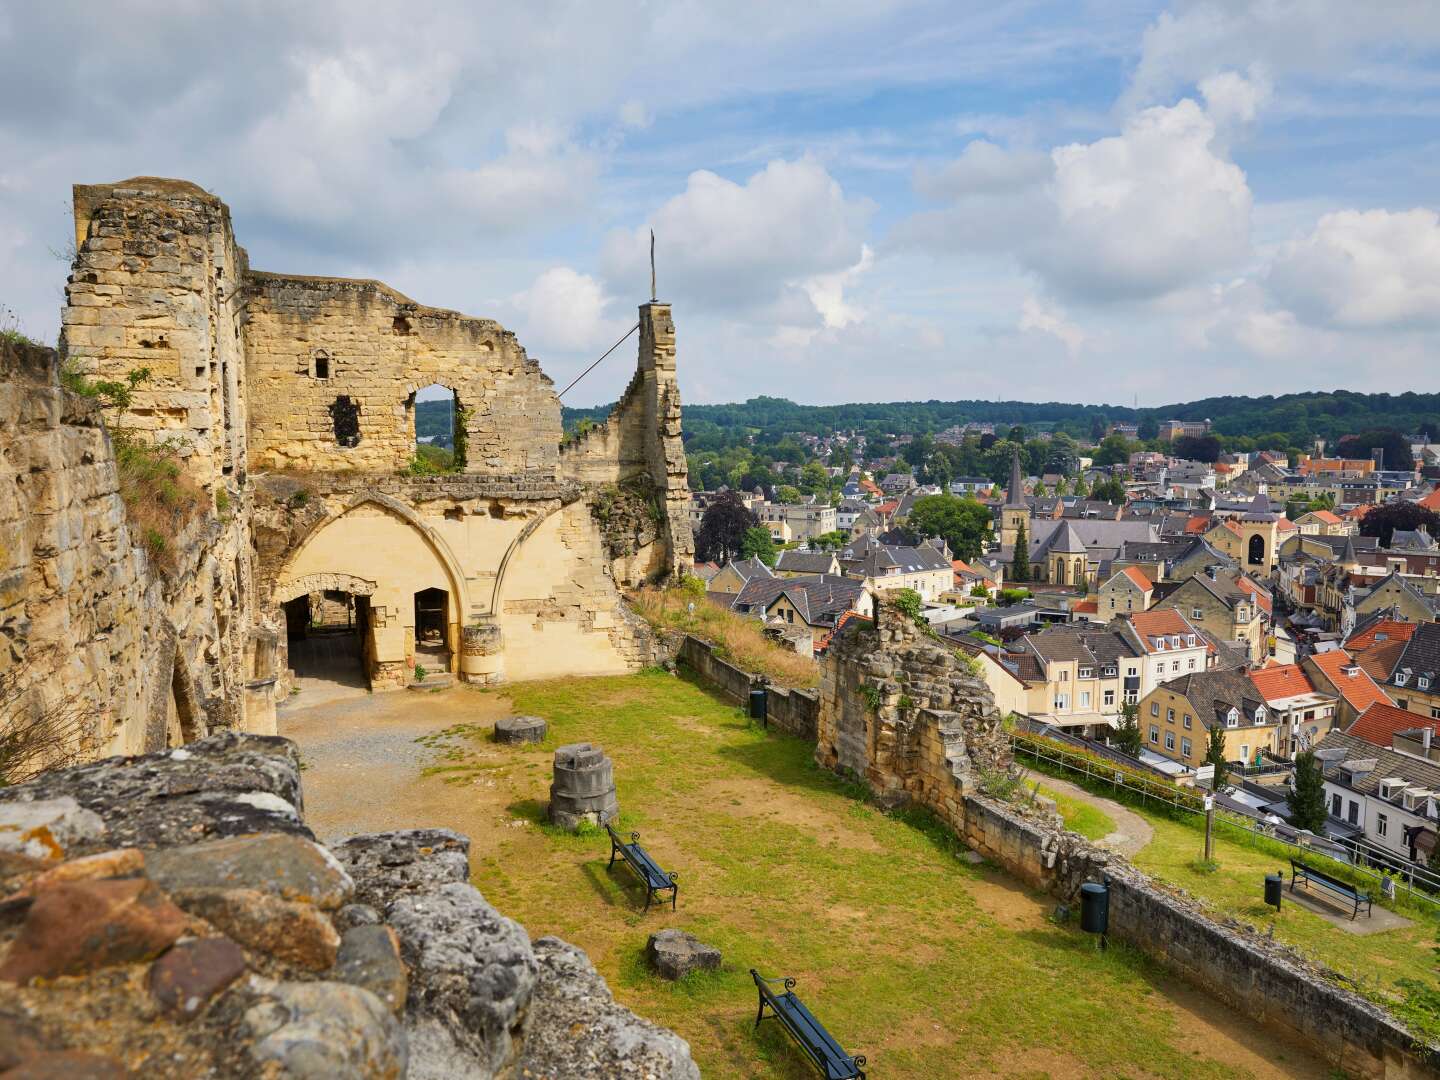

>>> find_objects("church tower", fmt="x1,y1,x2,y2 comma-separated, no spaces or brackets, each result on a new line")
1000,450,1030,548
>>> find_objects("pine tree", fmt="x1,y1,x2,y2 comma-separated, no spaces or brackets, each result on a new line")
1205,724,1229,791
1011,519,1030,583
1287,750,1328,832
1113,701,1142,757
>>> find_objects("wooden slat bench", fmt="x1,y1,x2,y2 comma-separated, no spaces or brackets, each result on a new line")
606,824,678,912
1289,857,1372,919
750,969,865,1079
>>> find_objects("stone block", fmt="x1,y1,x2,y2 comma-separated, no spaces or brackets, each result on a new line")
646,929,721,980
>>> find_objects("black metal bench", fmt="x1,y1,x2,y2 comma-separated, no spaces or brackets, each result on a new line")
1289,857,1372,919
606,824,678,912
750,970,865,1080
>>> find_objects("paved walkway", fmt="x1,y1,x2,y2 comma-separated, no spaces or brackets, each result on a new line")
1037,773,1154,858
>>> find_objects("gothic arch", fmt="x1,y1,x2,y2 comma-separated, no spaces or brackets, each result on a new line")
274,492,469,616
274,573,377,604
1248,533,1265,566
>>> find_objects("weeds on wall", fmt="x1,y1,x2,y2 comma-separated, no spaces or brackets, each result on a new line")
0,305,40,349
0,658,88,785
60,361,153,410
111,431,208,574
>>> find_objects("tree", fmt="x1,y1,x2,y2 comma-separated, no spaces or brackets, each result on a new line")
1287,750,1329,833
799,461,830,495
905,494,993,560
1359,501,1440,547
740,526,777,567
1113,701,1142,757
1092,476,1127,505
1054,477,1069,497
1137,415,1159,440
1072,474,1089,498
1337,428,1413,471
695,492,757,564
1204,724,1230,791
1173,434,1222,463
1011,519,1031,582
1093,434,1133,467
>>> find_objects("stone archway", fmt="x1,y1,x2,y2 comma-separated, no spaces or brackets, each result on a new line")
275,495,469,689
1248,533,1265,566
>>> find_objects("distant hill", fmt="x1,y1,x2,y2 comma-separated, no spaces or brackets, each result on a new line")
415,398,454,446
564,391,1440,446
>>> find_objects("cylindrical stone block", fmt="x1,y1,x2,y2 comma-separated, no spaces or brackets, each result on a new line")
548,742,619,831
494,715,546,745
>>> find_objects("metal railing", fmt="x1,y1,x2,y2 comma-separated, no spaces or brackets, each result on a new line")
1011,733,1440,911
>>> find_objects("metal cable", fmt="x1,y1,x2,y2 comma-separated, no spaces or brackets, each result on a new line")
558,321,640,400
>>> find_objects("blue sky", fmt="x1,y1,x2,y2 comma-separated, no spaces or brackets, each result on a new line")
2,1,1439,409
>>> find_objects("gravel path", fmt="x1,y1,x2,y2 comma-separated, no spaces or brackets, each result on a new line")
1037,773,1155,858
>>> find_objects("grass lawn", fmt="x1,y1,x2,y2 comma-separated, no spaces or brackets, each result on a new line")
1038,785,1117,842
422,672,1326,1078
1131,812,1439,1006
1017,754,1440,1021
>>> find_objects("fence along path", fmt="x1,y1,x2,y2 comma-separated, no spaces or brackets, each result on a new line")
1010,731,1440,912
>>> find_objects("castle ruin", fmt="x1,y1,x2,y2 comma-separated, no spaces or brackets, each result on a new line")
14,176,690,761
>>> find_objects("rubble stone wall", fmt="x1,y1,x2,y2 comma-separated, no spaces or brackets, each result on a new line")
0,733,698,1079
18,176,691,727
0,339,275,766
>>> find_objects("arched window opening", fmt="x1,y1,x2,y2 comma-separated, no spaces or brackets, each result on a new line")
412,383,464,472
1248,533,1265,566
330,395,360,448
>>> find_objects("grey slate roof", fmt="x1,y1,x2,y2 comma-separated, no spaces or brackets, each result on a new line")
775,550,840,575
1164,670,1268,730
1388,622,1440,691
1314,729,1440,799
732,573,866,628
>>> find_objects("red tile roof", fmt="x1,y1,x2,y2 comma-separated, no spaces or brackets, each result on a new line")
1418,489,1440,512
1124,609,1212,654
1344,505,1373,521
1345,619,1418,651
1352,638,1409,683
1111,565,1152,591
1308,509,1343,524
1235,576,1272,615
1184,514,1211,534
1306,649,1391,713
1249,664,1318,703
1072,599,1099,614
1346,701,1440,748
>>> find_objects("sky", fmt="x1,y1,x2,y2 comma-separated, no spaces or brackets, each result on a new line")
2,2,1439,410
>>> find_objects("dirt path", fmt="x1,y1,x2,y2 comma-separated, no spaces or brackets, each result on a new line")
1034,773,1155,858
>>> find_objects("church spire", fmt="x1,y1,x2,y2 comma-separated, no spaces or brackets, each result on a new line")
1005,450,1026,508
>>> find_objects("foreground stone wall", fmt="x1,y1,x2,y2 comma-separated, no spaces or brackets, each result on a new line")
0,340,275,765
0,733,698,1079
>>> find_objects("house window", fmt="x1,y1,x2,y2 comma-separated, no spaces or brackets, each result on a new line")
1151,702,1160,717
1181,737,1192,757
1377,813,1388,837
1422,677,1432,690
1054,694,1069,710
1172,660,1181,672
1166,708,1175,723
1080,691,1091,708
1192,607,1204,619
1154,663,1164,679
1347,800,1359,825
1331,793,1342,817
1104,689,1115,707
1165,731,1175,750
1188,657,1197,670
1395,673,1408,687
1226,709,1239,728
1149,726,1159,744
1079,667,1093,679
1060,670,1069,681
1183,714,1192,729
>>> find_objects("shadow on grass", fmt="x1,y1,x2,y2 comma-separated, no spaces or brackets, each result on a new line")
579,860,622,908
506,797,548,824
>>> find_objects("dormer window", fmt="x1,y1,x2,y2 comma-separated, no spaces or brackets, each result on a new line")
1396,673,1410,687
1254,706,1266,725
1226,708,1239,728
1186,635,1196,647
1421,677,1432,691
1079,667,1093,680
1170,636,1181,648
1155,639,1166,652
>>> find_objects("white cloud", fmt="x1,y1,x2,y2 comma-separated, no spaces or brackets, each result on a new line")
602,157,873,320
914,139,1052,199
1265,208,1440,329
1198,67,1272,129
508,267,623,355
1018,295,1086,356
802,244,874,330
896,94,1253,302
1125,0,1440,112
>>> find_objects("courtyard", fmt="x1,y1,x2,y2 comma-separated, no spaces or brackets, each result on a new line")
280,672,1332,1078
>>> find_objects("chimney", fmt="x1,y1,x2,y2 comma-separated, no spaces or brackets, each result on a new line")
1425,727,1434,751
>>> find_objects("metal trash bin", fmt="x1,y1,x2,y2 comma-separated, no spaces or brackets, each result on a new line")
748,686,767,722
1080,881,1109,935
1264,872,1283,911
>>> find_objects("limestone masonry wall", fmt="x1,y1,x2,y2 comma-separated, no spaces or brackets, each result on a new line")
0,339,273,766
0,733,698,1078
9,175,693,733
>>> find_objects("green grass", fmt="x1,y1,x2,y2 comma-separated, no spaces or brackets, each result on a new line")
1037,784,1116,841
427,671,1328,1078
1132,812,1439,1008
1017,746,1440,1023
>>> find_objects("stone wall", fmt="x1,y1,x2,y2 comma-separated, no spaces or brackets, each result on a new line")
0,733,699,1079
807,594,1439,1080
0,338,275,766
31,176,692,711
244,274,560,477
672,634,819,739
